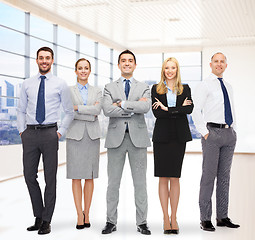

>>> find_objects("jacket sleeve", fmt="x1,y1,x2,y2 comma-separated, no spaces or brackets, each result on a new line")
102,84,131,118
151,84,193,119
121,84,151,114
77,88,102,116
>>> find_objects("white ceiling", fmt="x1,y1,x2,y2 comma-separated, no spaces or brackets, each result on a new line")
4,0,255,53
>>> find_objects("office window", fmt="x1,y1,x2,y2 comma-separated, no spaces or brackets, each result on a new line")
57,65,76,86
0,27,25,55
58,26,76,49
0,2,24,31
80,36,94,57
57,46,76,68
0,52,25,78
98,43,110,62
98,60,110,78
30,15,53,42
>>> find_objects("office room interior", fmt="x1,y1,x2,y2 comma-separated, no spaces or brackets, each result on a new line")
0,0,255,239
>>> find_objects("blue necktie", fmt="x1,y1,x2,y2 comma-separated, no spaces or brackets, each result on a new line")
218,78,233,126
124,79,130,100
36,75,46,124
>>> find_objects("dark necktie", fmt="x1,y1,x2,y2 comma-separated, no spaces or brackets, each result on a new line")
218,78,233,126
124,79,130,100
36,75,46,124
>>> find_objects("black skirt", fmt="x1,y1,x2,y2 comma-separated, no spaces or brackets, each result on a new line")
153,140,186,178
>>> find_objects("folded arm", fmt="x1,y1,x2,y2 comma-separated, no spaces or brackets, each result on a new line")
102,86,131,118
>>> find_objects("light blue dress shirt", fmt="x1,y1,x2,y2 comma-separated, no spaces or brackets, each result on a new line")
164,81,177,107
17,72,74,136
77,82,88,105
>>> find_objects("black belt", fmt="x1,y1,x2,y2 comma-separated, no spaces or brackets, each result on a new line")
207,122,231,129
27,123,57,130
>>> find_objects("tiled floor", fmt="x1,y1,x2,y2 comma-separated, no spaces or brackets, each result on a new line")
0,153,254,240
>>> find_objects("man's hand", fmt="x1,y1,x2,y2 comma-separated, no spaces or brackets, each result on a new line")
139,97,147,102
57,132,62,139
113,100,122,107
204,133,209,140
19,132,22,136
73,105,78,111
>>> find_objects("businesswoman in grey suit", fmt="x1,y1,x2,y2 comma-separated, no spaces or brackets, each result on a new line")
66,58,102,229
151,57,193,234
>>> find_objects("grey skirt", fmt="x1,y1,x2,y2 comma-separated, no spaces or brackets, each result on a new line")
66,124,100,179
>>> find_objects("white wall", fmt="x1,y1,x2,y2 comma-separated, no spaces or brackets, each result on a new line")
202,45,255,153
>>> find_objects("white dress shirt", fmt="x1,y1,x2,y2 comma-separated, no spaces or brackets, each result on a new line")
192,73,236,137
17,72,74,136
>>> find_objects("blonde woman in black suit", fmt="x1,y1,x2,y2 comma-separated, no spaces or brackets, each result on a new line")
66,58,102,229
151,57,193,234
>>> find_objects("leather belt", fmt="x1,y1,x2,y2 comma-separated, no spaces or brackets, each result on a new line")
27,123,57,130
207,122,231,129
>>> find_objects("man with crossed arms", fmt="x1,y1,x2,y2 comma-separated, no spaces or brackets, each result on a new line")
101,50,151,235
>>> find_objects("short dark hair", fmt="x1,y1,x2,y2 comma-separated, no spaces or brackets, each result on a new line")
37,47,54,59
118,49,136,64
75,58,91,71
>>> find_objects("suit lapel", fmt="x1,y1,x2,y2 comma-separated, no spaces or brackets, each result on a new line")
128,78,137,100
116,78,126,100
73,84,84,105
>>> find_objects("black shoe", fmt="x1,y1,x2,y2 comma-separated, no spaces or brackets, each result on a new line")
27,217,42,231
171,229,179,234
38,221,51,235
102,222,116,234
137,224,151,235
76,213,85,230
163,229,172,234
84,222,91,228
200,221,215,231
216,217,240,228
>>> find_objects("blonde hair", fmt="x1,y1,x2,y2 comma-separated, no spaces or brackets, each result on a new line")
156,57,183,95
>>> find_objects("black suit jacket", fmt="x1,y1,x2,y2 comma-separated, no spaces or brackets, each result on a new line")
151,84,194,143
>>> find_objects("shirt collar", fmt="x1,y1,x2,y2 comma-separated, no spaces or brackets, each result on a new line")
164,81,173,92
37,72,52,81
120,76,134,84
210,73,224,81
77,82,88,90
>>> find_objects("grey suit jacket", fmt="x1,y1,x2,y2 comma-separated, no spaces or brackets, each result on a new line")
66,83,102,141
103,78,151,148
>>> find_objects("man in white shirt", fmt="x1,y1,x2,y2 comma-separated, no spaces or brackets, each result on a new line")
17,47,74,234
192,52,240,231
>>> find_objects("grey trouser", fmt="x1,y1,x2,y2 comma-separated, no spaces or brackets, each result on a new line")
199,125,236,221
106,133,148,225
21,127,59,222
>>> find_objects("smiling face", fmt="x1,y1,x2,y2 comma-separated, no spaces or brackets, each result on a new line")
210,53,227,77
36,50,54,75
75,60,91,84
118,53,137,78
164,60,177,82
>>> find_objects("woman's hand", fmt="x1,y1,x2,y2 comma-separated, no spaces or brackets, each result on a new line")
182,97,192,106
152,97,168,111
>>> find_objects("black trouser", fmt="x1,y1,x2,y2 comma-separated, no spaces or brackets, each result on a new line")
21,126,59,222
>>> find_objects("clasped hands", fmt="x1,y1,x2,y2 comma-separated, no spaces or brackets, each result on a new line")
152,97,192,111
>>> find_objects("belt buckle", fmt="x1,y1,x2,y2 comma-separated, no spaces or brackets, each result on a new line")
225,125,229,128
